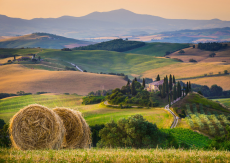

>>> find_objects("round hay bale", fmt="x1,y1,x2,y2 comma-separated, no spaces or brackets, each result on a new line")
53,108,91,149
9,104,65,150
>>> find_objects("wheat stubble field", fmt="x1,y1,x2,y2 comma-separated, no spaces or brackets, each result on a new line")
0,64,126,95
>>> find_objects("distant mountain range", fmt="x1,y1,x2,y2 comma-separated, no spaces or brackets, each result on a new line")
1,9,230,39
0,33,93,49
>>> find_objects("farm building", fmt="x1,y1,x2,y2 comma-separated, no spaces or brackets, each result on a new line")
147,80,164,92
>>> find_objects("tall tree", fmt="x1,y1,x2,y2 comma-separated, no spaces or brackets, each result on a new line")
186,82,189,95
134,77,137,82
156,74,160,81
142,78,145,88
165,75,169,94
131,80,136,96
173,75,176,84
169,74,172,91
127,80,130,86
173,85,177,100
162,81,166,98
189,81,191,91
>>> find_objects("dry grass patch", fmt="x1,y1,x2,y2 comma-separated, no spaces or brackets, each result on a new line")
1,148,230,162
181,76,230,90
0,64,126,95
142,62,230,79
168,45,230,63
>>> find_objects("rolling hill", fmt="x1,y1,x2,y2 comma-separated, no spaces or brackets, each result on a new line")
0,33,93,49
167,43,230,63
125,42,190,57
38,49,179,77
0,64,127,95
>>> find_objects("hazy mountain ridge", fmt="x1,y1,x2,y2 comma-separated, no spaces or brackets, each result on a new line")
1,9,230,38
0,33,93,49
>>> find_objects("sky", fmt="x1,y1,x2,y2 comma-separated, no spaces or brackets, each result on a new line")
0,0,230,20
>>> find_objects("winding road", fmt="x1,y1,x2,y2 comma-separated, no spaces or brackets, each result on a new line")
66,61,83,72
164,104,179,128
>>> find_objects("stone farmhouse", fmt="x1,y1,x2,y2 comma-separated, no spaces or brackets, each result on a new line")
147,80,164,92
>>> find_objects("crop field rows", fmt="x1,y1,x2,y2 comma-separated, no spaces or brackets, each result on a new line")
185,103,230,136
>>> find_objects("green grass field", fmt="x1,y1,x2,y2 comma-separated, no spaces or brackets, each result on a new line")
212,98,230,108
0,94,173,128
38,49,178,76
1,148,230,162
125,42,190,57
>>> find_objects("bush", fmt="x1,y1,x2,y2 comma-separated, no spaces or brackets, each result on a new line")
82,96,105,105
189,59,197,62
0,124,11,147
97,114,176,148
90,124,105,147
178,50,185,54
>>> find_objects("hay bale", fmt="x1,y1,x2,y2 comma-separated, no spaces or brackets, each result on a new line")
9,104,65,150
53,108,91,149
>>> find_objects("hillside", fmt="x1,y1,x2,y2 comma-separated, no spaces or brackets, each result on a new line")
173,92,230,137
125,42,190,57
73,39,145,52
0,33,93,49
38,49,178,77
0,64,127,95
168,43,230,63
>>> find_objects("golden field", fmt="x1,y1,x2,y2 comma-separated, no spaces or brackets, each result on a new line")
181,76,230,90
143,62,230,79
168,44,230,63
1,148,230,163
0,64,126,95
142,62,230,89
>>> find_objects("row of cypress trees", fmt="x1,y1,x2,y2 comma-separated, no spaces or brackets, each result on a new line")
157,74,191,104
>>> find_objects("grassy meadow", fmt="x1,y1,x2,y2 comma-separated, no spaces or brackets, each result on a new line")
212,98,230,108
125,42,190,57
1,148,230,163
0,94,173,128
38,49,178,76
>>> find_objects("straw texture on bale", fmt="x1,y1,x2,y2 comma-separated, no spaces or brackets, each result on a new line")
53,108,91,149
9,104,65,150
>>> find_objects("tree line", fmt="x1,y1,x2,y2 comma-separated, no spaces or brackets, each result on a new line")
198,42,228,51
73,39,146,52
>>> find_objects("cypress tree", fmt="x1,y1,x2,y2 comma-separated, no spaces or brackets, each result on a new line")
173,85,177,100
189,81,191,91
169,96,171,107
169,74,172,91
173,75,176,84
165,75,169,94
186,82,189,95
127,80,130,86
142,78,145,88
131,80,136,96
162,82,166,98
134,77,137,82
156,74,160,81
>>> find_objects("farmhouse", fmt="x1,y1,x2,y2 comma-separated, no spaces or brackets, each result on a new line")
147,80,164,92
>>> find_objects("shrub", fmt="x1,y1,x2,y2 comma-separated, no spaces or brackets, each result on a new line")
189,59,197,62
90,124,105,147
178,50,185,54
82,96,105,105
0,124,11,147
97,114,176,148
